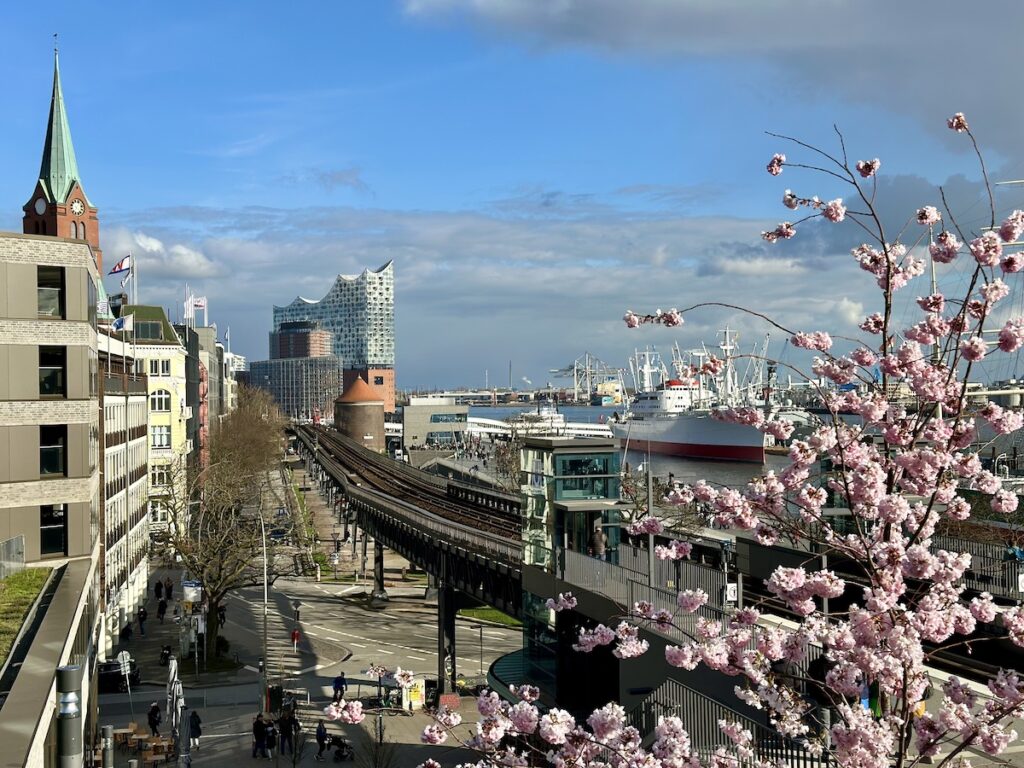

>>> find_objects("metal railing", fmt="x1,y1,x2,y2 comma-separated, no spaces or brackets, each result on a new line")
628,678,831,767
0,536,25,580
619,543,728,605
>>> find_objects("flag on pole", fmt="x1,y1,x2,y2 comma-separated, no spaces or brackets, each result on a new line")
192,296,207,310
112,314,134,333
107,255,132,275
121,274,130,289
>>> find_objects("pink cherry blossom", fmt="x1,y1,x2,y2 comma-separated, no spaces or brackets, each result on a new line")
860,312,884,334
623,310,641,328
762,222,796,242
420,724,447,745
856,158,881,178
766,153,785,175
545,592,577,612
677,589,709,612
538,709,575,745
960,336,988,362
930,230,962,263
1000,210,1024,242
948,112,969,132
999,319,1024,353
916,206,942,225
792,330,833,351
1001,252,1024,273
654,539,693,560
971,231,1003,267
782,189,799,209
656,308,683,327
822,198,846,223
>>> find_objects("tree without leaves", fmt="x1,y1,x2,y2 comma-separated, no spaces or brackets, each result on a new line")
158,385,292,658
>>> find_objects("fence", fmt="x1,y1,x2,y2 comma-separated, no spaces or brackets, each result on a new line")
0,536,25,580
562,548,732,646
628,678,831,768
618,542,729,606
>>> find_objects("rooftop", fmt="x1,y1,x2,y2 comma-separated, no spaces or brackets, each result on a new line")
336,377,384,404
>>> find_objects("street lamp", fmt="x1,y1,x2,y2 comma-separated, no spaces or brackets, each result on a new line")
257,511,269,711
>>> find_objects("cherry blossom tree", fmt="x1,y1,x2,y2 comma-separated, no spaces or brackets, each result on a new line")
413,114,1024,768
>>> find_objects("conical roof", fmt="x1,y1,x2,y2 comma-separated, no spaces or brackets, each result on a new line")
38,51,83,205
336,377,383,404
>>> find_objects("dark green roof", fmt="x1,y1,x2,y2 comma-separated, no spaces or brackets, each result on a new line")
37,52,83,205
121,305,181,346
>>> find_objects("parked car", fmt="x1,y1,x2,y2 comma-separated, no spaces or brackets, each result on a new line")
97,658,141,693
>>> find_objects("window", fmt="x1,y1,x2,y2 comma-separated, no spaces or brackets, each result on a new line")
150,389,171,412
136,321,164,341
374,376,385,385
40,504,67,556
40,424,67,477
39,346,67,398
37,266,65,318
430,413,466,423
148,359,171,377
152,426,170,449
151,465,169,487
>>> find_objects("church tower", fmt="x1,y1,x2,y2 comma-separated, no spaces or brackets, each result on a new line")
23,50,103,270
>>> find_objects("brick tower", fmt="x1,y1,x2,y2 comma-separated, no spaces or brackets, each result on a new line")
23,50,103,270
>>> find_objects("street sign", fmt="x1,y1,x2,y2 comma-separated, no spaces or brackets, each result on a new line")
331,552,339,565
116,650,132,677
725,583,738,603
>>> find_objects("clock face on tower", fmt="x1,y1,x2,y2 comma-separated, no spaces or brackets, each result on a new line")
70,199,85,216
34,198,46,215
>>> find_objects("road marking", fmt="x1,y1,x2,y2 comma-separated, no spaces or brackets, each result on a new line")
411,633,434,640
405,655,426,661
306,631,320,637
349,642,367,648
377,650,394,655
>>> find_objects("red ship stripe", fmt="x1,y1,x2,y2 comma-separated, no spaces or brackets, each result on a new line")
622,438,764,463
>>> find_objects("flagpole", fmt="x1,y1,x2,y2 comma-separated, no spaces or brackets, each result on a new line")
132,251,137,305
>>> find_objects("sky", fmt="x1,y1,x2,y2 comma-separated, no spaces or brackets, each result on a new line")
5,1,1024,389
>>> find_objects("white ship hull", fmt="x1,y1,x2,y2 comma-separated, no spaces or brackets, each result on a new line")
610,412,765,463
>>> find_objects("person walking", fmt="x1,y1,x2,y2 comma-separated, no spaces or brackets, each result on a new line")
154,579,163,601
251,713,268,759
188,709,202,750
147,703,162,737
164,577,173,601
314,720,328,762
331,672,348,704
265,718,278,759
291,627,300,653
137,606,148,637
217,603,226,626
157,598,168,623
278,711,295,756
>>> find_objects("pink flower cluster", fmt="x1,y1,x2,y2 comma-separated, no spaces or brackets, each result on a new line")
324,700,364,724
766,152,786,175
856,158,881,177
916,205,941,225
627,516,664,536
544,592,577,612
792,330,833,351
654,539,693,560
762,221,796,243
930,230,962,263
622,308,684,329
948,111,969,132
822,198,846,223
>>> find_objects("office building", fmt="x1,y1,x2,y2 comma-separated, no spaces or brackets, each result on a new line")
273,261,395,411
270,321,332,359
249,357,343,421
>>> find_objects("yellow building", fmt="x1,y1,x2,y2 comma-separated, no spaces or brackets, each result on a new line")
122,306,190,537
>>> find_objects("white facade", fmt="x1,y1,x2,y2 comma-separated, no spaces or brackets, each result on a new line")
98,331,150,657
272,261,394,368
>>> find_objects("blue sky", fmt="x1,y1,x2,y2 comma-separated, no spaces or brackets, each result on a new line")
4,1,1024,388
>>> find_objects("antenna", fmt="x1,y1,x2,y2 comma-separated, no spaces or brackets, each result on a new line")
53,33,58,55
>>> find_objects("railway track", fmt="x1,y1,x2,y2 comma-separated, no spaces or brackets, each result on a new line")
298,425,521,540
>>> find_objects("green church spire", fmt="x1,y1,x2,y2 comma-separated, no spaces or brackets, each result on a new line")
38,49,82,204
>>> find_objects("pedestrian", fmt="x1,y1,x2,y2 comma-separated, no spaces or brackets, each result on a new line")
147,703,162,737
217,603,226,626
154,580,163,601
591,524,607,561
188,709,202,749
164,577,173,601
278,711,295,756
265,718,278,760
137,606,148,636
315,719,328,762
291,627,300,653
251,713,268,759
332,672,348,704
157,598,167,623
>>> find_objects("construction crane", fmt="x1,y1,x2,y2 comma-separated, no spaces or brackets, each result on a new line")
549,352,622,403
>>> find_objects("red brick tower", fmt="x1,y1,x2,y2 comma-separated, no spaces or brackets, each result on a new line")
23,50,103,270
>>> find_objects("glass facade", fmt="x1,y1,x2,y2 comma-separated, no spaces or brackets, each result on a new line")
272,261,394,368
430,413,466,423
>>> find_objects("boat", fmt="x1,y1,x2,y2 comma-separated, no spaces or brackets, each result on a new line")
609,331,807,463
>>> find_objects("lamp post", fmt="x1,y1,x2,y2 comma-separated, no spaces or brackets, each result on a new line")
257,510,269,711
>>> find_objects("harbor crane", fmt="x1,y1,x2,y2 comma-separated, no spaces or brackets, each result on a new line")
549,352,622,403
